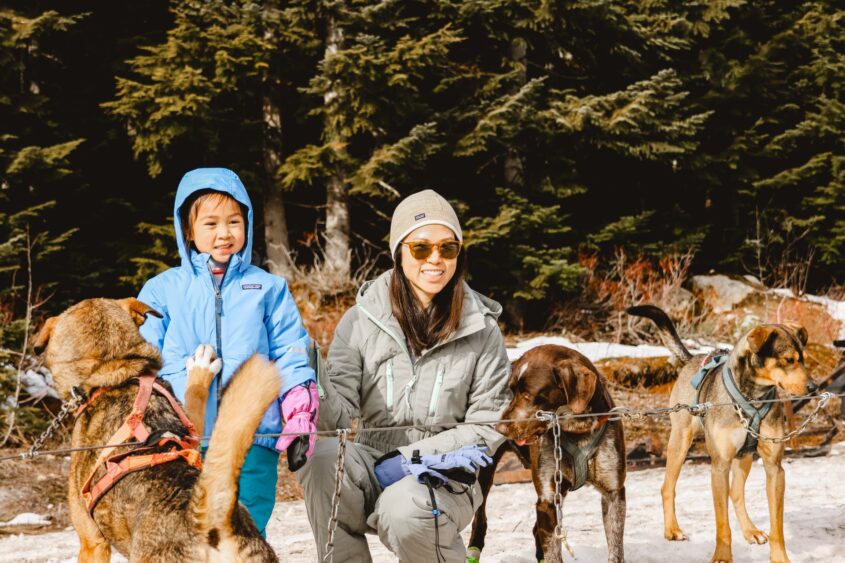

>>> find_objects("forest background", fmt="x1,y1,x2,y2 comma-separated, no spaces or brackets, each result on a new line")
2,0,844,433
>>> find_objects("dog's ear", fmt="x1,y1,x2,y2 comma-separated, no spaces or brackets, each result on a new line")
508,358,522,388
33,316,58,355
782,322,809,348
747,326,777,354
552,362,597,414
117,298,163,327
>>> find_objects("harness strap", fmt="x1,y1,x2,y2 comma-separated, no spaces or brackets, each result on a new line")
721,363,776,455
82,439,202,513
83,375,156,478
558,416,611,491
77,373,201,514
151,380,199,448
691,354,727,412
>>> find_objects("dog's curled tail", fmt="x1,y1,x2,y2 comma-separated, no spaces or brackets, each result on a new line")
626,304,692,362
192,355,281,536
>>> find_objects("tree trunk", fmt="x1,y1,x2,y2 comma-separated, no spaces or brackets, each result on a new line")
504,38,527,189
503,38,528,330
261,83,296,280
322,11,351,283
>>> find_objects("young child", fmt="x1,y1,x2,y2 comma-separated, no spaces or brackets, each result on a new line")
137,167,318,535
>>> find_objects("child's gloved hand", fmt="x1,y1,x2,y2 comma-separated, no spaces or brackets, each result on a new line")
275,381,319,471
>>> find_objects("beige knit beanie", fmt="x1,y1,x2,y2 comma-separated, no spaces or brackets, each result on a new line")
389,189,462,259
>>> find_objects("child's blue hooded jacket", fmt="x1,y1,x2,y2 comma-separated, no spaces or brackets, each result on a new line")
138,168,314,450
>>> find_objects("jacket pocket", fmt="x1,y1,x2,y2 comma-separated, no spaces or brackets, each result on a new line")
427,364,445,417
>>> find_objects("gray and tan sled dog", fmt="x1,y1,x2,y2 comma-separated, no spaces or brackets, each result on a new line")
33,297,280,562
628,305,810,563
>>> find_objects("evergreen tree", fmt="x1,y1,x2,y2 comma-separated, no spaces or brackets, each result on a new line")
104,0,322,281
0,7,82,443
0,8,83,342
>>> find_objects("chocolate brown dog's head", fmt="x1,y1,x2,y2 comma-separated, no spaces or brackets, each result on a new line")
496,344,599,445
735,323,810,396
33,298,163,398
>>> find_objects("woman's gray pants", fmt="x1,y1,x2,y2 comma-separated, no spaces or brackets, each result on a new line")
298,438,483,563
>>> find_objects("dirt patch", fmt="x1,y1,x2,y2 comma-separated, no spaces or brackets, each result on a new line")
276,452,304,501
0,455,70,535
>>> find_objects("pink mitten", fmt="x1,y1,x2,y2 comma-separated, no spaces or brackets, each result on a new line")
275,382,319,470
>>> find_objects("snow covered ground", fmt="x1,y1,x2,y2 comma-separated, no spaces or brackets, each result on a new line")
506,335,726,363
2,442,843,562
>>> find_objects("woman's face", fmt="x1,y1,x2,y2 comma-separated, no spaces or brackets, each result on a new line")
400,224,460,307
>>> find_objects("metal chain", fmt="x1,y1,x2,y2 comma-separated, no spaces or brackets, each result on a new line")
736,392,834,443
323,428,349,563
4,391,842,463
537,411,574,559
20,387,85,460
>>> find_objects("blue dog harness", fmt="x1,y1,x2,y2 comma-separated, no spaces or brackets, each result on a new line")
690,353,776,456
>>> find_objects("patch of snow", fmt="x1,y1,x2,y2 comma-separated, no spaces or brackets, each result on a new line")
507,336,720,362
2,447,843,561
0,513,51,527
21,369,60,400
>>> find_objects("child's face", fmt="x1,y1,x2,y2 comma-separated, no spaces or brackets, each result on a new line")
191,196,245,263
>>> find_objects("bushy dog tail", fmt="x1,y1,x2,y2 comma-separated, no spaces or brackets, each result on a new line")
626,304,692,362
192,355,281,536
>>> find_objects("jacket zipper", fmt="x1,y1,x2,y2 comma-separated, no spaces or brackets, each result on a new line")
213,273,224,404
385,360,394,411
427,365,444,417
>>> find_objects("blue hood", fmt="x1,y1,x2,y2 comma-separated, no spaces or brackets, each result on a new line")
173,167,254,274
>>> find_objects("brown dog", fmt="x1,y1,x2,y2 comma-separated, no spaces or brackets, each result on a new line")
33,297,280,562
629,305,809,563
473,344,626,563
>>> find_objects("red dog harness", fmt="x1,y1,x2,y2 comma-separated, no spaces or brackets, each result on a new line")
75,373,202,515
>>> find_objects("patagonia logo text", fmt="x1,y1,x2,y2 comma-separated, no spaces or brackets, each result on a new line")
242,284,262,290
414,213,426,220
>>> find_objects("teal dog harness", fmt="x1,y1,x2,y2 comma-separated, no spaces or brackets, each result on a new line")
559,421,610,491
690,353,775,456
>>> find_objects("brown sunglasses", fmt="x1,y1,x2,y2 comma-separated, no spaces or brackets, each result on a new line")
402,240,462,260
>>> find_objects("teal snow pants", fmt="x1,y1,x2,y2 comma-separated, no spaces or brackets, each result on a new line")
238,444,280,536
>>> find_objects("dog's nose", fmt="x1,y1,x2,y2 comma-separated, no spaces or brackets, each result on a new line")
806,380,819,394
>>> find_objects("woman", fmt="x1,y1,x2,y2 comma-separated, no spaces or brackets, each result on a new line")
300,189,511,562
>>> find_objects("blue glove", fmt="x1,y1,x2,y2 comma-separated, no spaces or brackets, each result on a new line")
374,444,493,489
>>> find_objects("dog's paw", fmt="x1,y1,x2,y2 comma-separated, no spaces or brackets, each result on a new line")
186,344,221,382
742,528,768,545
710,547,733,563
664,528,688,541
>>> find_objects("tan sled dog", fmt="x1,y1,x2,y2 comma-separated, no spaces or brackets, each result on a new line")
628,305,809,563
33,297,280,562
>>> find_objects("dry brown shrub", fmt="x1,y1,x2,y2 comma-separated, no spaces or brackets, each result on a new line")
549,248,702,342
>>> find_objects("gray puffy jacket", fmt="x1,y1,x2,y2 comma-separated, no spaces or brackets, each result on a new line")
319,270,511,458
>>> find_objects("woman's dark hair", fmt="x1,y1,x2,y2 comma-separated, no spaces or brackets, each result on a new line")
390,246,467,356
